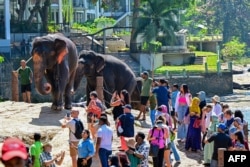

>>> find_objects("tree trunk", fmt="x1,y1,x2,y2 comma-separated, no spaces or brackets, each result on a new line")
39,0,51,32
27,0,42,26
17,0,28,22
130,0,140,53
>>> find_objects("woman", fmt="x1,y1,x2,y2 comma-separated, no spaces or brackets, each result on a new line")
86,91,104,140
77,129,95,167
233,131,246,151
147,119,167,167
175,84,192,142
110,89,130,121
185,97,201,152
234,110,248,141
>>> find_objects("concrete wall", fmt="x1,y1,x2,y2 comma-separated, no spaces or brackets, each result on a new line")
162,53,195,65
167,72,233,96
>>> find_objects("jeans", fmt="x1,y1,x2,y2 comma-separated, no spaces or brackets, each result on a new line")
177,105,188,139
170,141,180,161
210,159,218,167
150,109,156,126
98,148,112,167
152,148,164,167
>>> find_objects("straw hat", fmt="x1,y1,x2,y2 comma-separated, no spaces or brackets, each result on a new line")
212,95,220,102
125,138,136,149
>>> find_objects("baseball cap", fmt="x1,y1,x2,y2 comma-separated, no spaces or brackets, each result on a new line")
216,123,227,131
1,138,27,161
142,71,149,76
122,104,132,110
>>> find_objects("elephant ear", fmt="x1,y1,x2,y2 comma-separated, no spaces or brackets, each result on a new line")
54,39,68,64
95,54,105,75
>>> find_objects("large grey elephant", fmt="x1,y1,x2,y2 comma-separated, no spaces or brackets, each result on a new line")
31,34,78,110
74,50,137,107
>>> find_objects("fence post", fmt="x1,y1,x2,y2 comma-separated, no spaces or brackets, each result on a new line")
217,60,221,74
96,76,104,104
205,62,208,73
165,70,169,79
228,61,233,72
218,148,226,167
182,68,186,77
12,71,19,102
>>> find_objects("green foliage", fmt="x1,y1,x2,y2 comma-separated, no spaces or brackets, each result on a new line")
47,23,60,33
62,0,73,23
0,56,4,63
221,37,247,60
114,31,131,37
72,22,100,34
142,41,162,53
187,45,196,52
94,17,116,27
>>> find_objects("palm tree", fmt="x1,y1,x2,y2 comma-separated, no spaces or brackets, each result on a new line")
132,0,194,50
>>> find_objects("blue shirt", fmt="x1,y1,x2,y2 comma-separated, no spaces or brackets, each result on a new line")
119,113,135,137
171,90,179,108
152,86,170,106
77,138,95,158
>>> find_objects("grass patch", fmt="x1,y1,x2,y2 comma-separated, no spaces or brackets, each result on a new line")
155,51,218,74
233,57,250,65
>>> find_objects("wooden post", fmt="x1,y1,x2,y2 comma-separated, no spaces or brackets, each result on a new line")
218,148,226,167
96,76,104,103
12,71,19,102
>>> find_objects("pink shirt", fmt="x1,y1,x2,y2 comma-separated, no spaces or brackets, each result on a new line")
175,93,192,110
149,128,165,149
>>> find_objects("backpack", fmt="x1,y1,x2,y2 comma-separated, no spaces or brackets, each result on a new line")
72,119,84,139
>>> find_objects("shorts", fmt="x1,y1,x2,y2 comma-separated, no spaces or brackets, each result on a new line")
21,84,31,93
165,143,171,150
69,141,79,157
170,108,175,116
140,96,149,105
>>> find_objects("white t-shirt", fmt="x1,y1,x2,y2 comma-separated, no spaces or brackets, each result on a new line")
97,124,113,151
66,118,80,142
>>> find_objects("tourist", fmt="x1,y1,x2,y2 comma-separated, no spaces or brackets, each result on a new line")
17,60,33,103
30,132,43,167
116,152,130,167
203,109,220,166
117,104,135,151
40,142,65,167
110,89,130,121
25,146,32,167
233,117,244,136
234,110,248,141
155,105,172,127
127,132,150,167
232,131,246,151
125,138,140,167
211,95,222,120
149,91,157,127
224,109,234,135
196,91,206,116
136,71,153,121
95,116,113,167
86,91,104,140
185,97,201,152
220,104,229,123
170,83,179,130
1,137,28,167
61,108,82,167
147,119,166,167
205,123,233,167
152,79,170,112
201,105,213,148
175,84,192,142
76,129,95,167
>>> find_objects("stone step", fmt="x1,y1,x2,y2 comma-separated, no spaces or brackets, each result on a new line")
194,56,204,65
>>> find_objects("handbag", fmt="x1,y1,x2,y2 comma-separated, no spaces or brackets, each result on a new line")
149,128,161,157
193,118,201,128
117,120,124,134
87,100,101,118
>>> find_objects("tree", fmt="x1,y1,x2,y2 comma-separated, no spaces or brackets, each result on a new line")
0,56,4,63
130,0,194,52
221,37,246,61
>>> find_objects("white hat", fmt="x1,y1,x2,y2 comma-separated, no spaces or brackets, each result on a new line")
212,95,220,102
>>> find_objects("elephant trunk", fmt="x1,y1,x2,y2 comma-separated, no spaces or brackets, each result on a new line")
33,64,52,95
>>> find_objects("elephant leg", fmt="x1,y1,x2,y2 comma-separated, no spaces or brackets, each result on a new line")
64,70,76,110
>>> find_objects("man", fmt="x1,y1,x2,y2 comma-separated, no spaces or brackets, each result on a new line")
0,137,28,167
224,109,234,135
205,123,233,167
152,79,170,112
136,71,153,121
95,116,113,167
40,142,65,167
170,83,179,129
61,108,81,167
127,132,150,167
30,133,43,167
17,60,33,103
118,104,135,151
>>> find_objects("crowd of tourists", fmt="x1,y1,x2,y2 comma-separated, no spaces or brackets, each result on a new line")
1,70,249,167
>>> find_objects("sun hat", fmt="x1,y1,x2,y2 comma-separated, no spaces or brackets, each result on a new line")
216,123,227,131
212,95,220,103
125,138,136,149
1,137,27,161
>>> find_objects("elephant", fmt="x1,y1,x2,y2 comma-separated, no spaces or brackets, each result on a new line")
31,33,78,110
74,50,137,107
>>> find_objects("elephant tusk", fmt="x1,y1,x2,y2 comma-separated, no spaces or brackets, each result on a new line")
44,69,47,74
